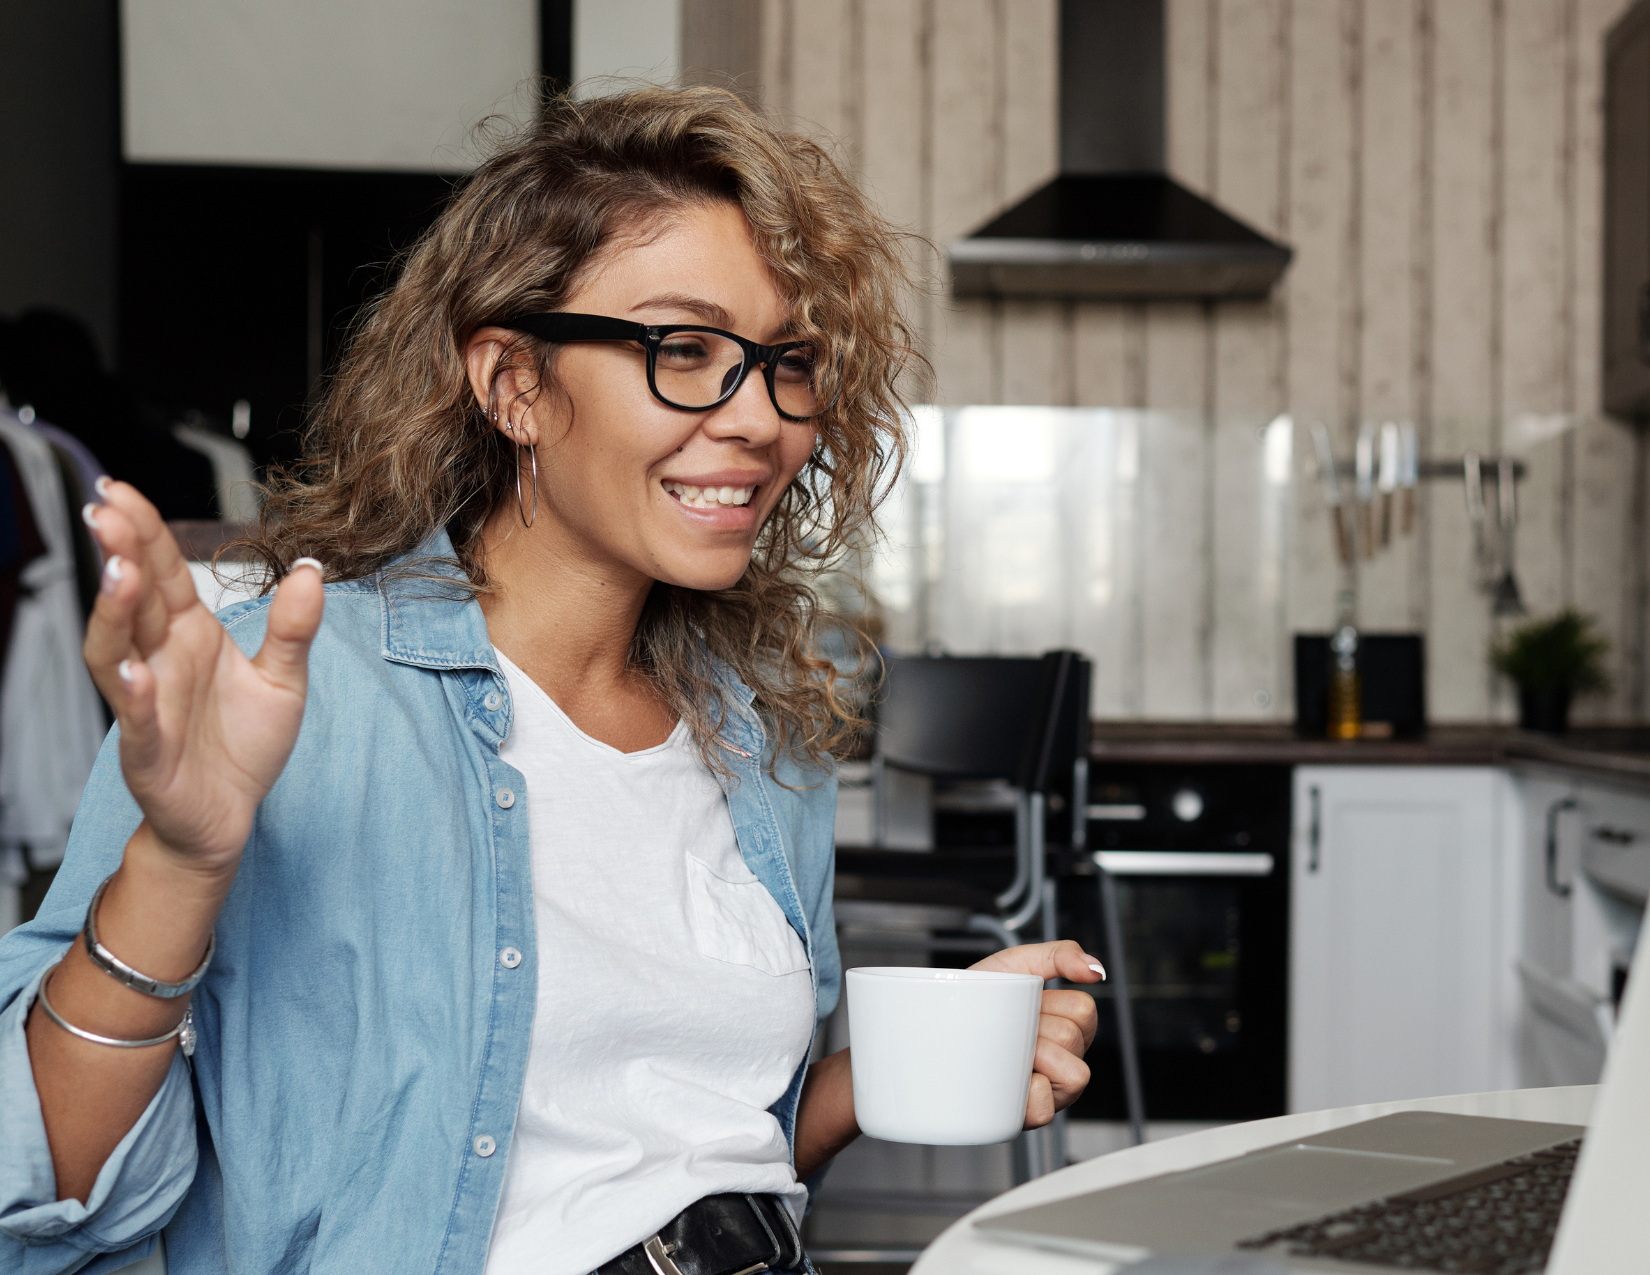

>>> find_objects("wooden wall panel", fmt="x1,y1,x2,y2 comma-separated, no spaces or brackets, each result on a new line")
785,0,855,145
1427,0,1500,719
1351,0,1423,634
1209,0,1290,716
1283,0,1355,653
1001,0,1060,202
754,0,1641,723
1166,0,1214,193
1073,304,1141,407
1502,0,1575,673
999,300,1066,404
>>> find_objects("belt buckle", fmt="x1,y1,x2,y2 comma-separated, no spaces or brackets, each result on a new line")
643,1235,688,1275
643,1230,775,1275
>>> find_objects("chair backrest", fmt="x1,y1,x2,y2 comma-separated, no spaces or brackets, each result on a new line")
876,651,1089,790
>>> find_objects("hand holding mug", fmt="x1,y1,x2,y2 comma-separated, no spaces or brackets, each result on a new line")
846,940,1103,1145
970,940,1104,1129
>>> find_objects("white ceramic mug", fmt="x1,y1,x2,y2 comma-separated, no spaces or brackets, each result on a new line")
846,966,1043,1145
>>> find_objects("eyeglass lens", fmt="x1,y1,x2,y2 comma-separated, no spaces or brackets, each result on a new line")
655,331,820,417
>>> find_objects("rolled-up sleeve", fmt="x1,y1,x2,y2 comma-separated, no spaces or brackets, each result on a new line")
0,969,197,1264
0,730,200,1270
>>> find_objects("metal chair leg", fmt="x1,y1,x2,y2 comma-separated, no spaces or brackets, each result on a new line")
870,754,887,847
1098,866,1147,1146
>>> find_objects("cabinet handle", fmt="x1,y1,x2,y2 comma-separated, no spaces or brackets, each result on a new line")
1545,795,1577,898
1308,784,1322,873
1591,825,1637,846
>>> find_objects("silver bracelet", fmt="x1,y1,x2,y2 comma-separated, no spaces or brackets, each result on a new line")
83,874,214,999
36,964,196,1055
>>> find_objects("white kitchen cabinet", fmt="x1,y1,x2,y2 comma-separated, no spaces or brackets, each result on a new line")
1511,766,1649,1087
1290,766,1521,1113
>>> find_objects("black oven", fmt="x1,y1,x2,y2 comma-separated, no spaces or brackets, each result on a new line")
1060,763,1290,1122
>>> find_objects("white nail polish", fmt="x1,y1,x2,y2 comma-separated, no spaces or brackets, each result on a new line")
82,502,99,529
94,475,113,498
118,659,135,683
290,556,324,576
1087,963,1107,978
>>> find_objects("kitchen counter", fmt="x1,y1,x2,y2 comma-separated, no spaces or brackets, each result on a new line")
1088,721,1650,787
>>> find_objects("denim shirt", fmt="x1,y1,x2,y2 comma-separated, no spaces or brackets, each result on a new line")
0,531,841,1275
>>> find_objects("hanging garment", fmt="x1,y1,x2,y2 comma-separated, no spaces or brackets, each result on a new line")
27,418,105,518
7,409,107,617
174,421,260,523
0,438,48,895
0,410,105,872
0,437,47,682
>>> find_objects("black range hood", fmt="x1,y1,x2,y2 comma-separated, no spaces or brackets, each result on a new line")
949,1,1293,301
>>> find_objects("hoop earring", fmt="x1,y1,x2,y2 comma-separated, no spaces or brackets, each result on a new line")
509,421,538,528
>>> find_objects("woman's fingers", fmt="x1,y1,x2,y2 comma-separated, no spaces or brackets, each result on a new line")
96,480,200,617
83,553,143,704
971,939,1106,985
83,501,173,653
1038,1009,1088,1057
110,655,163,775
1024,1072,1056,1129
1041,988,1100,1052
250,560,325,691
1032,1033,1091,1108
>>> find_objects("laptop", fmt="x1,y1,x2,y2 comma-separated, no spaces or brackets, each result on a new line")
974,928,1650,1273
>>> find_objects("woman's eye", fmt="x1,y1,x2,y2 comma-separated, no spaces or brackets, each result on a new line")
658,338,711,364
775,346,817,382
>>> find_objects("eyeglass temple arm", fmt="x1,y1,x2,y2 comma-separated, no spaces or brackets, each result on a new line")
494,313,647,343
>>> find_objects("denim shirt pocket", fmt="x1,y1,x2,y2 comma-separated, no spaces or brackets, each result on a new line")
685,852,811,976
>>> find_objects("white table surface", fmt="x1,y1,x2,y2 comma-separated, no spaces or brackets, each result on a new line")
910,1086,1599,1275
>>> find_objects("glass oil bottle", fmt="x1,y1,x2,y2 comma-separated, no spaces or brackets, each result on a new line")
1328,595,1361,741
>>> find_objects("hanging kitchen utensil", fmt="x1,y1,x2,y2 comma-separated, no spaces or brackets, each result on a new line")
1399,422,1418,534
1492,455,1526,615
1377,422,1400,547
1464,453,1489,586
1355,423,1377,557
1311,423,1354,565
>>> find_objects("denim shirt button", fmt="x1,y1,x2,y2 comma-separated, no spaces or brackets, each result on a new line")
499,947,522,969
473,1134,497,1158
495,787,515,809
484,690,503,712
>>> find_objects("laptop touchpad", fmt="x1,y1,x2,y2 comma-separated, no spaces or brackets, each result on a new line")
1172,1145,1454,1211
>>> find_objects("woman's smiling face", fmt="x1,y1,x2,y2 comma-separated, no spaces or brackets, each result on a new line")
470,201,819,593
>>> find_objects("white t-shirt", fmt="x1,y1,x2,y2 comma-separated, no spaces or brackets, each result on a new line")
482,650,816,1275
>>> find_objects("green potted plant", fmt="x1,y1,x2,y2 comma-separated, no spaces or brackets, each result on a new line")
1491,609,1610,734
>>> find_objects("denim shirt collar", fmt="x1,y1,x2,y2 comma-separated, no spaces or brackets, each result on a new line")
375,526,766,755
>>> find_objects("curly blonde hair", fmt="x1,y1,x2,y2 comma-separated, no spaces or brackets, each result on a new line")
240,85,921,768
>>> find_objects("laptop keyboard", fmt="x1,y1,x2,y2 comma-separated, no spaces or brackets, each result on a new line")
1235,1138,1582,1274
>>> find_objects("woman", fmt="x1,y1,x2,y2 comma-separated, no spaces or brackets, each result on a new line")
0,87,1100,1274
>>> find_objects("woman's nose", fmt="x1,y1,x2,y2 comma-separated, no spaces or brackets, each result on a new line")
705,365,782,445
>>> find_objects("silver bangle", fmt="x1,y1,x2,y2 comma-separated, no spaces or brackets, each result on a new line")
83,874,214,999
36,964,196,1055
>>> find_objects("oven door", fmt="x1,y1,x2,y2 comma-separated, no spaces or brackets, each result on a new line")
1064,848,1289,1123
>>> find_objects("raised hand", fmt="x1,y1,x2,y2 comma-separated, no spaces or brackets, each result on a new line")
970,940,1104,1129
81,481,325,872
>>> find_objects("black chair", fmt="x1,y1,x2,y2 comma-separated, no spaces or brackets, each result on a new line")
838,651,1082,949
835,649,1149,1168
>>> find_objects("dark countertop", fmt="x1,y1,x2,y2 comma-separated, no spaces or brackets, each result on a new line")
1088,722,1650,787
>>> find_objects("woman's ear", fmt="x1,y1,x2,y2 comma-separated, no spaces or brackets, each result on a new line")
464,327,540,445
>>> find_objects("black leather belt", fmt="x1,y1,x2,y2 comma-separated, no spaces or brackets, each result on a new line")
597,1193,806,1275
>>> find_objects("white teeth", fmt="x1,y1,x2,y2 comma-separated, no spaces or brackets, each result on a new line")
664,481,754,508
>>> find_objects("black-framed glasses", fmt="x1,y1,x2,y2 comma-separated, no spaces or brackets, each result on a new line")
492,312,826,422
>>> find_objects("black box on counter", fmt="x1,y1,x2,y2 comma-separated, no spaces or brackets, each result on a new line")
1294,633,1426,739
